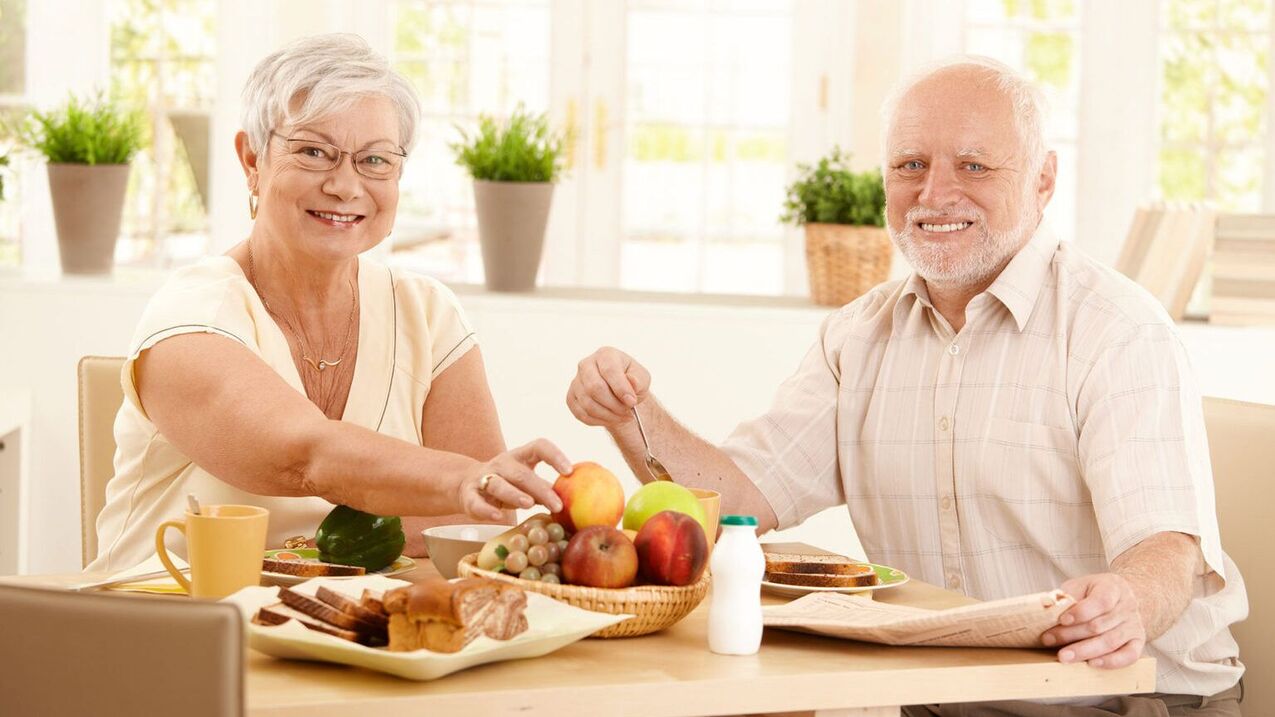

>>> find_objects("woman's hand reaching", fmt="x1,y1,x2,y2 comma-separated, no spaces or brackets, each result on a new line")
459,438,572,521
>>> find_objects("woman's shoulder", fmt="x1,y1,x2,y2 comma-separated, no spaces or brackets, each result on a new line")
369,260,476,372
130,255,259,349
376,261,469,321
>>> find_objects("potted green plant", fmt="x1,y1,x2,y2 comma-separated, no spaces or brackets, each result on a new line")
780,147,890,306
21,93,143,274
452,106,564,291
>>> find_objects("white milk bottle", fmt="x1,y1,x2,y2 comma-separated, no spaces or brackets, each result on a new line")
708,514,764,655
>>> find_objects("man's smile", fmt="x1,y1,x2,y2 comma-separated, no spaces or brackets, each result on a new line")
918,221,973,234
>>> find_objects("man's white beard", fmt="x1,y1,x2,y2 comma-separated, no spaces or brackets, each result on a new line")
889,200,1038,290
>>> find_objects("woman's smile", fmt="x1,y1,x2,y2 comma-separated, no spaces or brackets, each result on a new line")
307,209,365,227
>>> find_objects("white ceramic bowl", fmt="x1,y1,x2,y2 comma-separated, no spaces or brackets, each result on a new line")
422,524,508,579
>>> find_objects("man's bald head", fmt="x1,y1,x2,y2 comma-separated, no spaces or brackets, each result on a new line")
882,56,1049,178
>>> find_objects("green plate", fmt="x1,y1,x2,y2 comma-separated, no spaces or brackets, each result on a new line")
262,548,416,586
761,562,908,599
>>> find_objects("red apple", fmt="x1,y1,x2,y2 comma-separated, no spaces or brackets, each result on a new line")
634,510,708,586
550,462,626,533
560,526,638,589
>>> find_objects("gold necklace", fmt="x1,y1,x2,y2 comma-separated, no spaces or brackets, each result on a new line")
245,240,359,375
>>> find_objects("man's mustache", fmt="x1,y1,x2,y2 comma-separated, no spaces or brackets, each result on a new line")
902,205,986,225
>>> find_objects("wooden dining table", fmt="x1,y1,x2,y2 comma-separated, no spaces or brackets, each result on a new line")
6,544,1156,716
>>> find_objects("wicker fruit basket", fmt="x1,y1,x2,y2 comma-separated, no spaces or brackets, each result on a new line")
457,553,710,638
804,223,892,307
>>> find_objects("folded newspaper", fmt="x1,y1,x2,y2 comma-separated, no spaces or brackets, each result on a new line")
763,589,1075,648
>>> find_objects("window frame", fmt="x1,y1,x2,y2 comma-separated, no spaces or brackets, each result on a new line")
15,0,1274,304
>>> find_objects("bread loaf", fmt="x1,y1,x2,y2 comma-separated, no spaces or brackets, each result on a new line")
383,578,528,653
484,583,529,640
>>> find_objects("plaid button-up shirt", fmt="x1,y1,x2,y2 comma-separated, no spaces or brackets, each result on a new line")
723,226,1245,696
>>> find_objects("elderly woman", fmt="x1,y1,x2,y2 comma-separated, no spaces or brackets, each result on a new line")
88,34,567,572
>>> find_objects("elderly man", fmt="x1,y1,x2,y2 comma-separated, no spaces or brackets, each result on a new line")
566,57,1246,716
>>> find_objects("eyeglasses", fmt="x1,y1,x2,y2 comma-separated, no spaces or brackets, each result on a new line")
271,133,407,180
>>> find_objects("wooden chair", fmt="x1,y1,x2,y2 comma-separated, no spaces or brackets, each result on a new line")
77,356,126,567
1202,397,1273,714
0,583,244,716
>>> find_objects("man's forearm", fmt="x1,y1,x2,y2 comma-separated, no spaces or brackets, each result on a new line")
1110,531,1205,640
608,398,779,533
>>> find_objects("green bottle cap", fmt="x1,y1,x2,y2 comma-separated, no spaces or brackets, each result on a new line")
720,515,758,526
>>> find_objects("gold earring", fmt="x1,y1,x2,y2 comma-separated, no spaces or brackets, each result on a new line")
248,193,258,220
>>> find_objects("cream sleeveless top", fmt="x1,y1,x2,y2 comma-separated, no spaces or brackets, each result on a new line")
88,255,476,572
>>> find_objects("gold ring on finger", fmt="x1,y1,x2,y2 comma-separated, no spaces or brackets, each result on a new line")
478,473,499,493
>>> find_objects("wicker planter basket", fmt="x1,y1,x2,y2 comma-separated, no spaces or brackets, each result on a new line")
804,223,892,307
457,553,710,638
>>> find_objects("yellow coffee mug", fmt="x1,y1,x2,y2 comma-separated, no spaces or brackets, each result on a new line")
155,504,269,599
688,487,721,552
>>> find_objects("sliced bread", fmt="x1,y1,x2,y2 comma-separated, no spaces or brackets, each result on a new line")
361,589,387,616
262,557,366,577
764,552,870,576
764,564,879,588
316,585,389,630
253,604,360,642
278,587,380,632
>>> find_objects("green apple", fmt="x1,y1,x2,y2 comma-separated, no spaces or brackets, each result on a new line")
623,482,708,534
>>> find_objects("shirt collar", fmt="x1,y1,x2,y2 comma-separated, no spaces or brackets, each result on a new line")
896,223,1060,333
895,272,932,327
985,223,1060,332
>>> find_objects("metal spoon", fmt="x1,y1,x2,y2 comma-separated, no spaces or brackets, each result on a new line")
187,493,202,515
632,407,673,482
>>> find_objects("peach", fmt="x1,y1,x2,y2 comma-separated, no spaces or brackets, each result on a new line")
550,462,626,533
634,510,708,587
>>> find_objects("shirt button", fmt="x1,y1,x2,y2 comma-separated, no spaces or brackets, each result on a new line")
941,496,953,511
947,573,962,590
938,416,950,431
948,343,960,356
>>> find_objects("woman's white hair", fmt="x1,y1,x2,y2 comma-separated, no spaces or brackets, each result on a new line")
880,55,1050,173
241,33,421,156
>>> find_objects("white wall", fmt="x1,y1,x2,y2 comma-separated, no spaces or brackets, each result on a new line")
0,271,870,574
3,267,1275,575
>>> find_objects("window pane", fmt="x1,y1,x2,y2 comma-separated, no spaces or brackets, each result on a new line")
1218,0,1271,30
968,0,1077,23
110,0,216,267
1165,0,1218,29
964,2,1081,243
390,0,550,284
0,0,24,267
1159,146,1208,201
621,1,792,294
1157,0,1270,211
1160,33,1211,143
0,0,25,95
1216,146,1264,210
1023,31,1075,89
1213,32,1267,145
